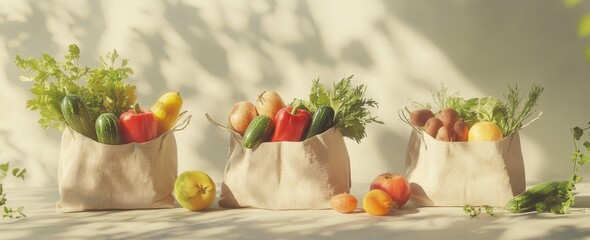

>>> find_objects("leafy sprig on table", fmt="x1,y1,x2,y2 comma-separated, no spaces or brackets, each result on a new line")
0,162,26,221
15,44,137,130
302,75,383,143
463,205,494,217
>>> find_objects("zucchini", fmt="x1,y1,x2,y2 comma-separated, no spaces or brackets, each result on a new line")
61,94,97,141
95,113,122,145
305,105,334,139
505,181,561,213
242,115,274,149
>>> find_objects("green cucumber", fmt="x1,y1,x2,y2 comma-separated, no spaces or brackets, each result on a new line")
61,94,97,141
305,105,335,139
95,113,122,145
505,181,562,213
242,115,274,149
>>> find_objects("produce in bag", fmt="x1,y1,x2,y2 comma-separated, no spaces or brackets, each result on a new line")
401,83,543,207
16,44,190,212
210,75,382,210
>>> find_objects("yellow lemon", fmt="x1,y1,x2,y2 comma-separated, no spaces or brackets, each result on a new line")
468,121,503,142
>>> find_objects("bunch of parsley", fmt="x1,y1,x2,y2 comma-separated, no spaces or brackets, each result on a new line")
15,44,136,130
302,75,383,143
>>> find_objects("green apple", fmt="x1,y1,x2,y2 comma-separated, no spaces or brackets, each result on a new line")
174,170,216,211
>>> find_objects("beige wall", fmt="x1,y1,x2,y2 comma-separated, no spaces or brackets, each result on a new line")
1,0,589,187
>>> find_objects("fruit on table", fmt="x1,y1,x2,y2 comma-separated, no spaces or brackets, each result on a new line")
174,170,216,211
242,115,275,149
270,103,311,142
468,121,504,142
255,91,285,119
369,173,411,208
151,92,183,136
410,109,435,127
95,113,122,145
330,193,358,214
363,189,396,216
119,103,158,143
228,101,258,136
61,94,98,141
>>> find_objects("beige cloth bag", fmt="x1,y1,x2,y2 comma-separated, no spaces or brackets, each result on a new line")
405,129,526,207
56,116,190,213
208,115,351,210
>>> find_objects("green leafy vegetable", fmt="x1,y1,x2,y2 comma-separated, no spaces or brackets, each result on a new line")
0,162,27,221
409,83,543,136
505,122,590,214
15,44,137,130
301,75,383,143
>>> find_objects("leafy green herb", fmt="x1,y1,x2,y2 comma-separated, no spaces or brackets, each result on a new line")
500,84,544,136
301,75,383,143
15,44,137,130
0,162,27,221
409,83,543,136
464,204,495,217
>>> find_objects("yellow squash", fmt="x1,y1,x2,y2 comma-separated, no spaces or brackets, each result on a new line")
151,92,183,135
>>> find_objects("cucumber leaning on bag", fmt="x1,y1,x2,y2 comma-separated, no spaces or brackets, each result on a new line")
95,113,122,145
305,105,334,139
61,94,97,141
242,115,275,149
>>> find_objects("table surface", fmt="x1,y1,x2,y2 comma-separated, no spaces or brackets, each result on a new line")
1,183,590,240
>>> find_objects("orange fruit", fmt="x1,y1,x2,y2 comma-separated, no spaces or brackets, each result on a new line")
362,189,396,216
330,193,358,213
468,121,503,142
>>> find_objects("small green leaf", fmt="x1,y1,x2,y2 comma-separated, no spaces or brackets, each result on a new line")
573,127,584,140
0,163,8,173
580,14,590,37
463,204,481,217
573,174,583,183
565,0,582,7
581,154,590,165
483,205,495,216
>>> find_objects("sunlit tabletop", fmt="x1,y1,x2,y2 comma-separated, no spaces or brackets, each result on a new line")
1,183,589,240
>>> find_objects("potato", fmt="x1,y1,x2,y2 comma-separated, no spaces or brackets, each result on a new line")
453,120,469,142
424,117,443,138
436,126,455,142
436,108,460,129
410,109,435,127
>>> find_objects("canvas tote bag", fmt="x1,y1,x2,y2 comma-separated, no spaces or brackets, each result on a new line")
405,129,526,207
207,114,351,210
56,115,191,213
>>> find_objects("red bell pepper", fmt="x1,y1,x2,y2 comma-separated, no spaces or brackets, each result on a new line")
270,103,311,142
119,103,158,143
